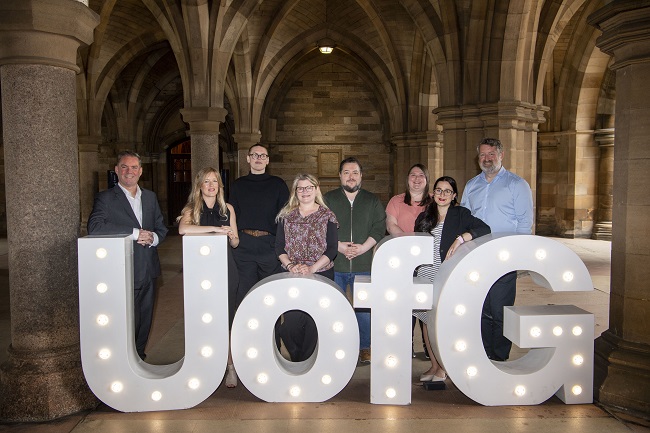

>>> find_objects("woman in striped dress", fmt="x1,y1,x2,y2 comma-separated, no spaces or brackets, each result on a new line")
414,176,490,382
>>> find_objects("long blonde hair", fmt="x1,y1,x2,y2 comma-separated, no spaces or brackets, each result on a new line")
176,167,228,224
276,173,327,222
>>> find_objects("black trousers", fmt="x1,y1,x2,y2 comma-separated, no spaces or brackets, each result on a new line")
134,277,156,359
481,271,517,361
275,268,334,362
233,232,283,308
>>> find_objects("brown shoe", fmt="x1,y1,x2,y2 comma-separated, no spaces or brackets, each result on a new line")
359,348,371,363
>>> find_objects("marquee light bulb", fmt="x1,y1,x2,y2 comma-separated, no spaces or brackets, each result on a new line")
553,326,563,336
357,291,368,301
247,348,258,359
110,381,123,393
263,295,275,306
572,385,583,395
96,314,109,326
201,313,213,324
248,319,259,330
572,326,583,336
498,250,510,261
415,292,427,303
455,340,467,352
199,246,211,256
319,297,331,308
200,346,213,357
410,246,421,256
530,327,542,338
466,366,478,377
332,322,344,333
455,305,466,316
385,323,397,335
385,290,397,301
385,388,396,398
188,378,200,389
572,355,584,366
95,248,107,259
562,271,574,282
335,350,345,359
468,271,480,282
388,257,400,268
151,391,162,401
289,386,301,397
385,355,398,367
288,287,299,298
257,373,268,384
96,283,108,293
535,249,547,260
514,385,526,397
321,375,332,385
98,348,111,360
200,280,211,290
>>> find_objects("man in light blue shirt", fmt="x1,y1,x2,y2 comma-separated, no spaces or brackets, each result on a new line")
461,138,533,361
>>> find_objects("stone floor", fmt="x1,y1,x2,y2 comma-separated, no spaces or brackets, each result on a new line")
0,234,648,432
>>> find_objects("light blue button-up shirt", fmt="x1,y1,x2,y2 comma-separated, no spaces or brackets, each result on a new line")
460,166,533,234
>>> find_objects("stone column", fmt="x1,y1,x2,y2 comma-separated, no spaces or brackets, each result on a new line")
0,0,100,421
180,107,227,176
589,1,650,423
233,132,262,178
78,135,101,235
592,128,614,241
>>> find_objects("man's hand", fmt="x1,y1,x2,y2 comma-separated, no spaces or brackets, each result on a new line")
137,229,154,246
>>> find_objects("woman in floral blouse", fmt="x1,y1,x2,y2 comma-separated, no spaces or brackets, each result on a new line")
274,173,339,361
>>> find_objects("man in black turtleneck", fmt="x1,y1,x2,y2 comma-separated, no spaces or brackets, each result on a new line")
229,144,289,307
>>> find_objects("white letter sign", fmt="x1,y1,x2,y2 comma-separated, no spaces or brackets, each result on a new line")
429,233,594,405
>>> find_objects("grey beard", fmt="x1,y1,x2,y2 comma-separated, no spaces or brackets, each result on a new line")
343,184,361,193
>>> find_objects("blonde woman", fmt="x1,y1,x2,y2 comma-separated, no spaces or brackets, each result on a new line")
177,167,239,388
275,173,338,361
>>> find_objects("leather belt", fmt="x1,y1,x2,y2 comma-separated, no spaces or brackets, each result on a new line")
241,229,271,237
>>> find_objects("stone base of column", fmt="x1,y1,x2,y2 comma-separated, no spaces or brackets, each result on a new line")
592,222,612,241
594,330,650,426
0,344,98,422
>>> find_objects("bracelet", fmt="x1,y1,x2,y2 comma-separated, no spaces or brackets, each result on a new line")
285,262,295,270
457,235,465,244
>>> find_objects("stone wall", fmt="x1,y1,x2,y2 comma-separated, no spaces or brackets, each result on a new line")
267,63,391,205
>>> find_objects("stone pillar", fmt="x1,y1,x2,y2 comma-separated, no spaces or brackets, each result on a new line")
592,128,614,241
0,0,100,421
179,107,227,176
589,1,650,423
233,132,262,178
78,136,101,235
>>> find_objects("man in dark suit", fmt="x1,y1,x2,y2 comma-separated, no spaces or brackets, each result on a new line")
88,151,168,360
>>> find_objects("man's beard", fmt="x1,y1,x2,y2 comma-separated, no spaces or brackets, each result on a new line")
480,161,501,175
343,183,361,193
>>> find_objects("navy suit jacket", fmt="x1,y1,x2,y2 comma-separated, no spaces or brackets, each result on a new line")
88,185,168,285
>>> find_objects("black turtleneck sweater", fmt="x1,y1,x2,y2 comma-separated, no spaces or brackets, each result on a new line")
228,172,289,235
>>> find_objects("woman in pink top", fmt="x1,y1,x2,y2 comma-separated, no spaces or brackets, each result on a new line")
385,163,433,359
385,164,432,234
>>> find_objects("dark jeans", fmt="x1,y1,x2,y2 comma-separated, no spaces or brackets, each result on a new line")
481,271,517,361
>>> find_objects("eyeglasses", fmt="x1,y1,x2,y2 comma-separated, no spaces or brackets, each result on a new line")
296,185,315,193
433,188,454,196
249,153,268,160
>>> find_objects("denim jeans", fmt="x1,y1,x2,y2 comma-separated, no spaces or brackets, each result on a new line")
334,271,371,350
